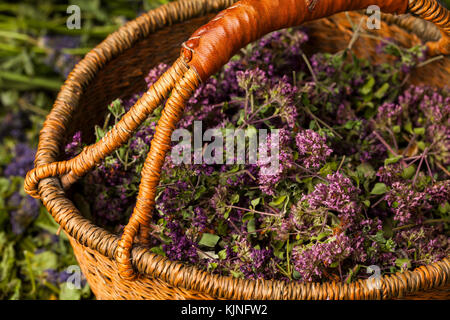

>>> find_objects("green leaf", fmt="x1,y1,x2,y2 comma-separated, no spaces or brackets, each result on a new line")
329,262,339,268
384,155,403,166
401,165,416,180
198,233,220,248
356,163,375,179
392,125,401,134
194,185,206,200
395,258,411,269
218,249,227,260
438,202,450,215
363,200,371,207
94,125,105,141
150,246,166,256
371,183,388,195
230,194,240,205
242,212,254,223
30,251,58,274
250,198,260,207
0,177,10,195
374,83,389,99
417,141,426,151
231,270,244,278
59,282,81,300
404,121,413,134
292,269,301,280
413,127,425,136
360,76,375,95
247,219,256,233
311,232,329,242
269,195,286,208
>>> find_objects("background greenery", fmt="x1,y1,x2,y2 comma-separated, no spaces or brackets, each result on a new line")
0,0,449,300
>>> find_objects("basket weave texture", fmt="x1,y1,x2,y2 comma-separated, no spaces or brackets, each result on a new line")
25,0,450,299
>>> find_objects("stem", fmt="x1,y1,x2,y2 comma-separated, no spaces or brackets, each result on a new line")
226,205,280,217
436,161,450,177
392,218,450,232
337,155,346,173
0,71,62,90
304,107,343,139
293,163,328,182
372,130,398,157
227,218,243,236
346,15,364,51
301,52,318,84
371,195,387,208
250,114,279,125
416,55,444,68
424,157,435,182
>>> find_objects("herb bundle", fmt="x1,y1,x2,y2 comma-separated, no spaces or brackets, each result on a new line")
67,27,449,284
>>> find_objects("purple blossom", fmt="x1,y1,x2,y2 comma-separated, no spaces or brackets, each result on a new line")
236,68,268,93
8,192,40,235
269,76,299,129
192,207,208,232
4,143,36,177
0,111,32,142
257,129,294,195
384,182,444,225
376,102,403,125
301,172,360,227
292,233,353,282
42,35,81,77
65,131,82,158
295,130,332,168
163,221,198,264
145,63,169,87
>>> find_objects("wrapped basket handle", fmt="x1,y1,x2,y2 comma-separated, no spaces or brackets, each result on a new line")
24,0,450,281
181,0,450,82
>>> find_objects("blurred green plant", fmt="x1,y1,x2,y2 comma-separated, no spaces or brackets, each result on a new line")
0,0,172,300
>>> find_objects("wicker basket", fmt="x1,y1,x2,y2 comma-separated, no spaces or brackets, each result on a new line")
25,0,450,300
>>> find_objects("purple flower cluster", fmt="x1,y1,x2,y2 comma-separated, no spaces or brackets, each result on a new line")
385,181,450,225
41,35,81,77
0,111,32,142
65,131,82,158
8,192,40,235
257,129,294,195
295,129,332,168
302,172,360,222
224,237,278,280
163,221,198,264
4,143,36,177
376,102,403,126
292,233,353,282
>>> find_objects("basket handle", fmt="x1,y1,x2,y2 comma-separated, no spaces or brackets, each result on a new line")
181,0,449,82
115,0,450,279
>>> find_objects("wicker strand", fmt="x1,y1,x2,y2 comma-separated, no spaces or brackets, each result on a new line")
408,0,450,54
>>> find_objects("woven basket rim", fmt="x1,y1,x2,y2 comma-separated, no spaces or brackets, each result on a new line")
36,0,449,299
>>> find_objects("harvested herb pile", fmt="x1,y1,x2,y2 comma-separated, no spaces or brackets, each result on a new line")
68,27,449,283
